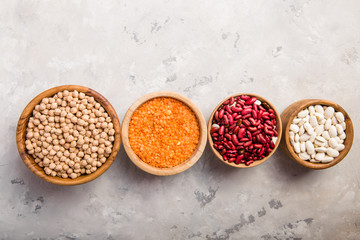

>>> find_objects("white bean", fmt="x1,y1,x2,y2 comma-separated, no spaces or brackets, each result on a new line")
336,124,344,135
329,126,337,138
315,152,325,161
314,105,324,114
299,134,310,142
324,119,332,130
315,136,326,143
314,147,327,153
324,107,335,119
322,131,330,140
294,142,301,153
339,133,346,140
336,144,345,151
299,125,305,135
300,142,306,152
314,112,324,121
328,138,338,148
315,125,324,135
309,115,318,127
306,141,315,155
326,148,339,157
290,124,299,133
309,133,317,143
299,152,310,160
321,156,334,163
292,118,301,124
304,122,314,135
298,109,309,118
335,112,345,123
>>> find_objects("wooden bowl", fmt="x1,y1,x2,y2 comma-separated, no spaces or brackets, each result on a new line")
122,91,207,176
280,99,354,169
208,93,282,168
16,85,121,185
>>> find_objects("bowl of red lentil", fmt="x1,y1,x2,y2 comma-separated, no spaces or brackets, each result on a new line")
122,91,207,176
208,93,282,168
16,85,121,185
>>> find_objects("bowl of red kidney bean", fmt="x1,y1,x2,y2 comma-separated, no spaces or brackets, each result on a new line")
208,94,282,168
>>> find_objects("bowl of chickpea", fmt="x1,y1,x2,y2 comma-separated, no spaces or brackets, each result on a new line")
16,85,121,185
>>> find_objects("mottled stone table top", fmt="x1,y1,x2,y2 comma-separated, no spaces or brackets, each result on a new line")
1,0,359,239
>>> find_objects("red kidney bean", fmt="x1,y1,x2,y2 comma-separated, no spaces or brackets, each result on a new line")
237,128,246,139
245,97,257,105
246,130,252,139
251,110,257,119
212,133,219,138
248,127,257,132
215,111,219,121
242,109,252,115
240,95,251,100
232,134,240,145
253,104,258,112
210,128,217,134
221,148,226,155
244,141,252,147
234,126,240,134
231,106,242,112
249,117,256,125
218,125,224,135
226,105,232,114
219,109,225,119
243,119,251,127
224,115,229,125
228,114,234,125
245,160,254,166
234,115,242,121
212,94,278,166
225,133,231,140
273,130,278,137
228,141,236,150
229,124,236,131
223,142,231,149
229,97,235,105
235,154,244,164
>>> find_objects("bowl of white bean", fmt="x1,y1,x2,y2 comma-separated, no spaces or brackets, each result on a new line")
16,85,121,185
280,99,354,169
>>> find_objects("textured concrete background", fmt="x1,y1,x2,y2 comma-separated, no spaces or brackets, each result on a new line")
1,0,360,239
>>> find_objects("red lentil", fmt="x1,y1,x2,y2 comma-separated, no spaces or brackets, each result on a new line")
129,97,200,168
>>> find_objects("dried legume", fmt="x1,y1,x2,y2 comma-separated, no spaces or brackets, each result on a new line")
25,90,115,179
129,97,200,168
211,95,278,165
289,105,346,163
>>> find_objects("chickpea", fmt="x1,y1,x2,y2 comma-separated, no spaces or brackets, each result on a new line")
25,90,113,179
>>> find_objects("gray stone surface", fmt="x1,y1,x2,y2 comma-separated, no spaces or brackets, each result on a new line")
1,0,360,239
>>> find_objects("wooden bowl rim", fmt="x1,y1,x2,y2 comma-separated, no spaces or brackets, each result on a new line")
16,85,121,185
208,93,283,168
282,99,354,169
121,91,207,176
